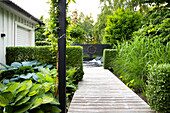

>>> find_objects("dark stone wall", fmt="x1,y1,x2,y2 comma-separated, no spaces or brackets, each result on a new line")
74,44,112,56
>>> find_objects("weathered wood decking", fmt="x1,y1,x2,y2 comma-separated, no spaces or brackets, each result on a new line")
68,67,155,113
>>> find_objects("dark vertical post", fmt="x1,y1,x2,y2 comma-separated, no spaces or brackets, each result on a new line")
58,0,66,113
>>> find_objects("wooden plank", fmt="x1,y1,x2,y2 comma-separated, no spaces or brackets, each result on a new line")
68,67,155,113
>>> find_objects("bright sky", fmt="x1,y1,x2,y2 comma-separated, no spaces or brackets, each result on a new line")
11,0,101,22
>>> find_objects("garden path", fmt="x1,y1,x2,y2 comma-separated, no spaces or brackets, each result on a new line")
68,66,155,113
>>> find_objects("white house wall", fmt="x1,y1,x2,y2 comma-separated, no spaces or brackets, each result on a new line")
0,3,37,65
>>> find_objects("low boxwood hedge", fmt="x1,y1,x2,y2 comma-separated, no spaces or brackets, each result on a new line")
146,64,170,113
103,49,117,69
35,41,51,46
6,46,84,81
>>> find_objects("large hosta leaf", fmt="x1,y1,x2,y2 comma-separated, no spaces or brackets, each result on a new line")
14,102,32,113
15,97,30,106
0,83,7,91
50,98,60,105
0,92,14,107
45,74,54,82
0,62,10,69
43,83,51,92
11,62,22,68
6,83,20,94
21,80,33,90
15,90,29,103
31,97,43,109
42,94,54,104
28,84,41,97
20,73,33,79
16,85,27,94
28,90,39,97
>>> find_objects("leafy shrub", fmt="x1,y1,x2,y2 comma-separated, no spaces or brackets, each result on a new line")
68,23,86,44
0,61,61,113
35,41,51,46
6,47,56,66
66,46,84,82
111,6,170,95
146,64,170,113
104,8,142,45
6,46,84,82
134,6,170,45
103,49,117,69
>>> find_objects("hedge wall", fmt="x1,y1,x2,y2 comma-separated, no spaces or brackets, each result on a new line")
146,64,170,113
6,46,83,79
35,41,51,46
6,47,56,65
103,49,117,69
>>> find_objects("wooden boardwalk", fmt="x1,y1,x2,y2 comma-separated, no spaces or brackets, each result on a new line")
68,67,155,113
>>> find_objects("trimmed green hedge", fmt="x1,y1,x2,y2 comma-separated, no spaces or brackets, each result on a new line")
6,47,56,65
103,49,117,69
146,64,170,113
35,41,51,46
6,46,84,81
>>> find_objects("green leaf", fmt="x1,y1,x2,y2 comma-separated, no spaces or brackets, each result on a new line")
0,83,7,91
39,67,50,75
30,84,41,91
46,65,53,69
31,97,43,109
42,94,54,104
20,73,33,79
16,85,27,94
0,62,10,69
6,82,20,94
22,61,33,66
11,62,22,68
43,83,51,92
14,102,32,113
21,80,33,90
50,98,60,105
19,66,32,71
15,97,30,106
28,90,39,97
15,90,29,103
45,74,54,82
0,92,14,107
32,73,40,82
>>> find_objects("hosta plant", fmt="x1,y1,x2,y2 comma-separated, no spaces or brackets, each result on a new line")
0,61,61,113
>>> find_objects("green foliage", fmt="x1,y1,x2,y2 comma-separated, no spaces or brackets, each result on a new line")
0,61,61,113
144,0,170,6
69,11,94,44
0,60,52,82
113,37,170,92
146,64,170,112
66,68,78,99
78,13,94,44
103,49,117,69
6,46,83,70
134,6,170,44
68,23,86,44
105,8,142,45
35,41,51,46
6,46,84,89
66,46,84,82
35,16,47,41
93,5,113,44
6,47,56,66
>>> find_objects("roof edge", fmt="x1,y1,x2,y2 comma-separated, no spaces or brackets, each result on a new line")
2,0,45,25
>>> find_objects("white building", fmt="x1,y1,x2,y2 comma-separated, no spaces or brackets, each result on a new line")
0,0,44,65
